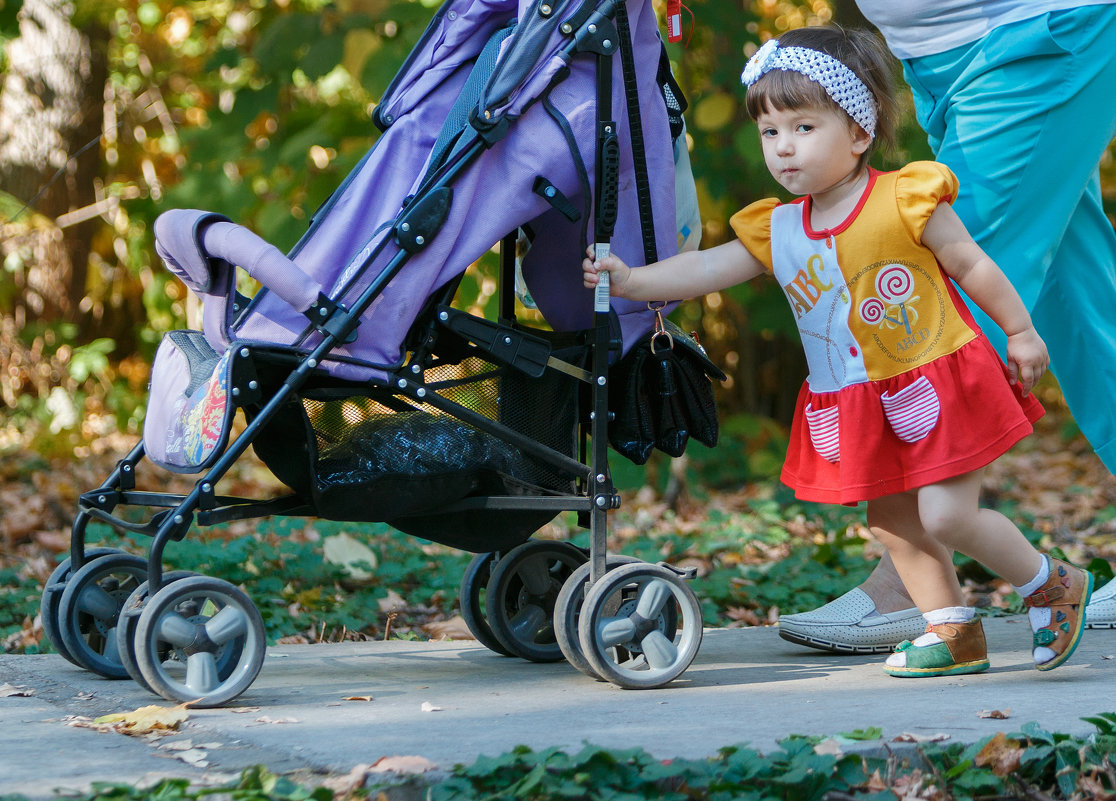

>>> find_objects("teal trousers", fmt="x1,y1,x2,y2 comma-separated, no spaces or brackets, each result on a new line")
902,4,1116,471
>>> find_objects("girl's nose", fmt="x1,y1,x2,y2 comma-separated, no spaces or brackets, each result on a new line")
775,134,793,155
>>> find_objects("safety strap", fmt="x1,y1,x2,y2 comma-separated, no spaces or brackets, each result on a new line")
615,1,658,265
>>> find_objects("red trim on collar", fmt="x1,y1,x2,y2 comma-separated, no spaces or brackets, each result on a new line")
801,168,879,241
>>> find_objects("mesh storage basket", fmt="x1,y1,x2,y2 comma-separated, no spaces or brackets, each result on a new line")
250,343,586,551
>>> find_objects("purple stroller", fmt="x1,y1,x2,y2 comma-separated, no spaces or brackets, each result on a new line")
40,0,708,706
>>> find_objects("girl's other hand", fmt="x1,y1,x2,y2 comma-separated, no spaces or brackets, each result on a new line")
1005,326,1049,396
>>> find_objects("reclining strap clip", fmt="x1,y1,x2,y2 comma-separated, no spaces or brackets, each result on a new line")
306,293,359,344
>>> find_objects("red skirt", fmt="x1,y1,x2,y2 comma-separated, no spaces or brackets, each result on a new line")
781,334,1044,505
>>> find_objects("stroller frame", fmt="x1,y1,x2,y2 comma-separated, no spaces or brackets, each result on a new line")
41,0,705,706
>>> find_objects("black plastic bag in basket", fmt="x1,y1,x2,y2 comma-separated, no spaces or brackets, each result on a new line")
608,314,727,464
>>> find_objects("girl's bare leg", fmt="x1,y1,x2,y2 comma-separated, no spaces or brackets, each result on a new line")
866,492,963,612
915,469,1043,587
869,489,989,675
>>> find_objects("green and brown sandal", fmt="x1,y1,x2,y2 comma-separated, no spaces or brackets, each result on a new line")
1026,558,1093,672
884,619,990,678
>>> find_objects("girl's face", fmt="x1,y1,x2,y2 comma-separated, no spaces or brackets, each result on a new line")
755,103,871,198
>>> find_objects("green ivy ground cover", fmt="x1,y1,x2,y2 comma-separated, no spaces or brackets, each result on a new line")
2,716,1114,801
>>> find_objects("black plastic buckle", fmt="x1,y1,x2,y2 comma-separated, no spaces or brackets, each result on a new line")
305,292,359,344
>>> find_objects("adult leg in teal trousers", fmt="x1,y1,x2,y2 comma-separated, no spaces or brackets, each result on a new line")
908,5,1116,471
777,5,1116,654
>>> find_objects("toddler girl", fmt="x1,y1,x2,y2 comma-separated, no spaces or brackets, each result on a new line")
583,25,1093,677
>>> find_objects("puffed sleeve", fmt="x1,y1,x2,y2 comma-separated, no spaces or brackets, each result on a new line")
895,161,960,243
728,198,779,274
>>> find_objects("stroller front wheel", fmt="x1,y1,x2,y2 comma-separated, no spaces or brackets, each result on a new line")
553,555,643,679
117,571,242,695
134,575,266,707
577,562,703,689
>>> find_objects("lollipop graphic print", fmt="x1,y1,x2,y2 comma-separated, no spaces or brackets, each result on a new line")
858,263,916,334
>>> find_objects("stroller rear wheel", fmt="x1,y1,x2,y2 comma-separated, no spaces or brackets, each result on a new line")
41,547,130,666
56,553,149,678
484,541,587,662
577,562,703,689
459,552,514,657
134,575,266,707
553,555,643,679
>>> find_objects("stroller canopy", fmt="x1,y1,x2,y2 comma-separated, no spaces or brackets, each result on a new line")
158,0,687,381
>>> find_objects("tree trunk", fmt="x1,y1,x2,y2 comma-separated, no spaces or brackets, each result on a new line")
0,0,106,327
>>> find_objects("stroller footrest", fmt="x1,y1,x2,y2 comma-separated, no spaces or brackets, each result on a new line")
436,307,551,378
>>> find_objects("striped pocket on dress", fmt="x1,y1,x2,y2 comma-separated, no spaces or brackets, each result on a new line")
804,403,840,463
880,375,940,443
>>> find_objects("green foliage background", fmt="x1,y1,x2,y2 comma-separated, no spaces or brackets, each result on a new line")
0,0,938,444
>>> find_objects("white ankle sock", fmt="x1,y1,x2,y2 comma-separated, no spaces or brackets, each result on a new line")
1013,556,1053,664
1014,556,1050,597
885,607,975,667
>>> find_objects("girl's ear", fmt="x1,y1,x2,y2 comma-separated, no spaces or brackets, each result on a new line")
851,123,872,155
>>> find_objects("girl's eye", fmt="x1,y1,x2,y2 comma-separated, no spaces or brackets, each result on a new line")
761,127,777,137
796,123,813,133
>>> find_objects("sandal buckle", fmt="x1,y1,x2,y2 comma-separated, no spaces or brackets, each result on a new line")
1024,587,1063,608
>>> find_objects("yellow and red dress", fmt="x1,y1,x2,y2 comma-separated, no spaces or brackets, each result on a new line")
730,162,1042,504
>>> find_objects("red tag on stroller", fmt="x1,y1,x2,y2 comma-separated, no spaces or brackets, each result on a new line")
666,0,682,42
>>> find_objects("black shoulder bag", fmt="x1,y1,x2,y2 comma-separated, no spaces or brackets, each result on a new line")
608,306,726,464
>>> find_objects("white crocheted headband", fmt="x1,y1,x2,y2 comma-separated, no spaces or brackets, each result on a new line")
741,39,877,138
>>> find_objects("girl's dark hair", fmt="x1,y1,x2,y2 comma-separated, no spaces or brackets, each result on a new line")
744,25,898,163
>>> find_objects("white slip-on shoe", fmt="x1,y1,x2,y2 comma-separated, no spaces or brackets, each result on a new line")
1085,576,1116,629
778,588,925,654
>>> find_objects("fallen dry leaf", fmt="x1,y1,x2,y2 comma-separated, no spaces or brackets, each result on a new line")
812,738,844,757
978,709,1011,719
322,764,373,796
322,532,379,579
1078,773,1116,799
865,769,888,793
892,732,951,744
890,769,945,801
974,732,1024,777
367,755,438,774
422,615,474,641
420,701,443,713
342,695,374,702
0,682,34,697
156,747,210,768
93,703,191,736
252,716,299,725
378,589,407,613
158,739,222,751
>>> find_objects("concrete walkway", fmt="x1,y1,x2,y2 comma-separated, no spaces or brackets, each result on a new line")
2,619,1114,798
